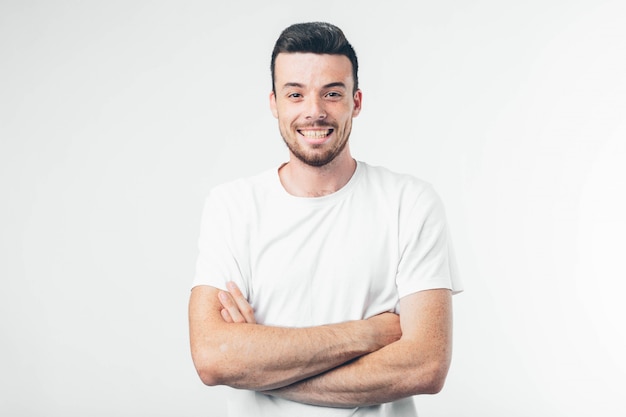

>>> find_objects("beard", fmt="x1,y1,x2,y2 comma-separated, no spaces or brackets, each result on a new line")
280,123,352,168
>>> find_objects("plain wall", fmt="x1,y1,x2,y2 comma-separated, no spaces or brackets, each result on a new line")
1,1,624,415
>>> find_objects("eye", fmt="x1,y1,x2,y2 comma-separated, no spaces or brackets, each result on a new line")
326,92,341,98
288,92,302,99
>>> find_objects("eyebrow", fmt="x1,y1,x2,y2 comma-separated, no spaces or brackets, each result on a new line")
280,82,348,91
322,82,347,90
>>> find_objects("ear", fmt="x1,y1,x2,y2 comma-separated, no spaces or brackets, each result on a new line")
352,89,363,117
269,91,278,118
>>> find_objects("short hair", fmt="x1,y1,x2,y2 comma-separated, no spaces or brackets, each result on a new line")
270,22,359,93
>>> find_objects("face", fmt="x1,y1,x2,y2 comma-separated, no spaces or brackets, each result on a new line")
270,53,362,167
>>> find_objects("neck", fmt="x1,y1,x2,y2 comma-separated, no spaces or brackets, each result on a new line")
279,148,356,197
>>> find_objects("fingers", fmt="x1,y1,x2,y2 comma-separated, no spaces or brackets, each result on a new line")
218,291,246,323
367,312,402,348
221,308,234,323
217,282,256,324
227,282,256,324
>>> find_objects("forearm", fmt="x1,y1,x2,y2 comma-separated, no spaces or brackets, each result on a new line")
189,285,399,391
195,321,379,391
264,290,454,407
263,338,449,407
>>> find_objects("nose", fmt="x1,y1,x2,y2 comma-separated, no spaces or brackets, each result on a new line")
305,96,326,120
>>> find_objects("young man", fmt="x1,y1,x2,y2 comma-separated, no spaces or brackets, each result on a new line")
189,22,463,416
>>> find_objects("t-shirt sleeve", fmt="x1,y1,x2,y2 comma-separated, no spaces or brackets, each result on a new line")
192,190,246,293
395,184,463,298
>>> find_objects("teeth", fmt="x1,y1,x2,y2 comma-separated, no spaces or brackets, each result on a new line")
300,129,331,138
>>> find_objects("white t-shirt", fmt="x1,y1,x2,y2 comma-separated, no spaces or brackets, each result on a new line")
193,161,463,416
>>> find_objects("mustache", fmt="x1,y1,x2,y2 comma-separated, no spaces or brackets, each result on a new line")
295,122,336,129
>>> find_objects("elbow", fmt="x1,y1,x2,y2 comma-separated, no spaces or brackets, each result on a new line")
197,365,221,387
193,353,227,387
422,374,446,395
414,360,450,395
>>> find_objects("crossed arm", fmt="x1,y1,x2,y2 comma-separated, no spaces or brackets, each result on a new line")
188,282,452,407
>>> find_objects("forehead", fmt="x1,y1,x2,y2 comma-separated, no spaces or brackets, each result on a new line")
274,53,354,89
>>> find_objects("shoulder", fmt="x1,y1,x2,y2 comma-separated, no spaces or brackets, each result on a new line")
206,168,278,205
357,161,438,204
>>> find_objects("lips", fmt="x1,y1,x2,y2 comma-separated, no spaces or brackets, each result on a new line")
298,128,335,148
298,128,334,139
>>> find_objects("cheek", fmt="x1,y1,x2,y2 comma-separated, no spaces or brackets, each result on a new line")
276,106,297,122
338,114,352,129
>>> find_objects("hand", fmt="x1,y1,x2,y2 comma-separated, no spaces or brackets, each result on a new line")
366,312,402,349
218,281,256,324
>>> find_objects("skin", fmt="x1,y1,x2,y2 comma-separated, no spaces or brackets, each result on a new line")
270,53,362,197
189,284,402,391
218,283,452,407
188,52,454,407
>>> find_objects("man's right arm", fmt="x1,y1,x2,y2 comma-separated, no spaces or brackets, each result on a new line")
188,285,401,391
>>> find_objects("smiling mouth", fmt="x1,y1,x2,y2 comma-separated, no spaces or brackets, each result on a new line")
298,128,334,139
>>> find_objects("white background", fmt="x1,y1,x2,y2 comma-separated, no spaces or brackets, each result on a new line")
1,1,625,416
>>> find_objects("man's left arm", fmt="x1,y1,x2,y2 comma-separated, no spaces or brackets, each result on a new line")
220,285,453,408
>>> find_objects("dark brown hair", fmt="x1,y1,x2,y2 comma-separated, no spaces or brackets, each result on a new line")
270,22,359,93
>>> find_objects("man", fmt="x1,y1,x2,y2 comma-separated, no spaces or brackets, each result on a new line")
189,22,462,416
